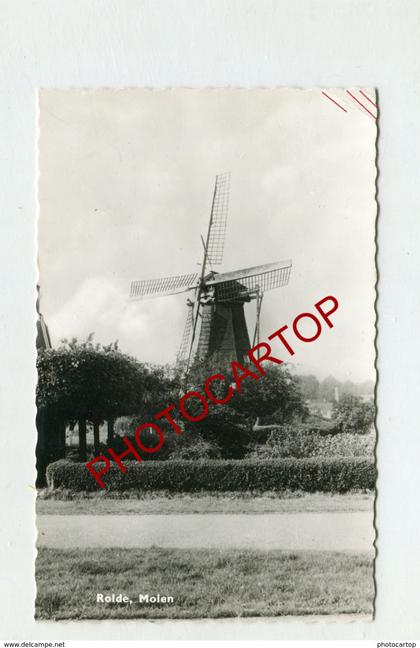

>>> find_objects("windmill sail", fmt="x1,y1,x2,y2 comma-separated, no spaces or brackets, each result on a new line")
128,173,292,370
179,172,231,373
204,260,292,302
176,304,195,366
129,272,199,301
205,172,230,269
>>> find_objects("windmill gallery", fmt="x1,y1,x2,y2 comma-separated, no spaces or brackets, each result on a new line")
87,294,340,488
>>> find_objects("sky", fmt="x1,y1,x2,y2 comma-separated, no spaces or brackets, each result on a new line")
38,88,377,383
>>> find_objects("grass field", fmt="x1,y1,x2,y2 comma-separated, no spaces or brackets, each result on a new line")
36,490,374,515
35,547,374,620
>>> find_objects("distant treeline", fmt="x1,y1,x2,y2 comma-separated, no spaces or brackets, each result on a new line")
296,375,374,402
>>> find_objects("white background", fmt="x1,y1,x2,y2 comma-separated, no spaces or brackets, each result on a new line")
0,0,419,641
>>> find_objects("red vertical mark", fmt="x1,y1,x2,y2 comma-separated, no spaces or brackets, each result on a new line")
321,91,348,113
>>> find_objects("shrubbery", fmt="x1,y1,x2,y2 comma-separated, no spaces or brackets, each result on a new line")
179,356,308,457
298,417,338,435
333,395,375,434
168,436,222,460
46,457,376,493
248,427,375,460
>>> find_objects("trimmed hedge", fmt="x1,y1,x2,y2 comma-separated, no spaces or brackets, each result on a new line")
46,458,376,493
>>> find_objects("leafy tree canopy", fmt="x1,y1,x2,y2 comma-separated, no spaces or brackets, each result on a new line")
332,394,375,435
232,364,308,423
36,335,177,423
296,373,375,401
176,354,308,458
185,353,307,421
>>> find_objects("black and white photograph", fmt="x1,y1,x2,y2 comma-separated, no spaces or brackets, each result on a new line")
35,87,377,621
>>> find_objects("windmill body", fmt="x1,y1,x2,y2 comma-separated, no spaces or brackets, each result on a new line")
36,285,52,351
197,272,252,364
129,174,292,372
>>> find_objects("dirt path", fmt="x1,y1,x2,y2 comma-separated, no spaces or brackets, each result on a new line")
37,511,374,552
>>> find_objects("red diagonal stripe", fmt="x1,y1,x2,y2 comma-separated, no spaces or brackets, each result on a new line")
321,91,348,113
346,90,377,119
359,90,378,109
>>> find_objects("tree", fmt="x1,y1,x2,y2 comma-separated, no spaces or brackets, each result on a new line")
332,395,375,434
319,375,341,401
36,336,174,480
178,353,252,458
175,354,308,458
296,374,320,400
232,365,308,424
37,340,143,418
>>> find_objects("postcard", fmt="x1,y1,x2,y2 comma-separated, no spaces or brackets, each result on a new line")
35,88,377,621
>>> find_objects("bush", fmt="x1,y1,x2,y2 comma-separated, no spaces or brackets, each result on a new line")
333,395,375,434
102,432,172,461
168,436,222,460
298,417,338,435
46,457,376,493
248,427,375,459
182,355,308,457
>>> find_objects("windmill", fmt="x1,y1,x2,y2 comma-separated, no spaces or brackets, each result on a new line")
36,284,52,351
129,173,292,373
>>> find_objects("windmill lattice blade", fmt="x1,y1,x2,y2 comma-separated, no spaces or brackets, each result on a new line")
129,272,199,300
205,260,292,301
176,305,195,365
207,172,230,266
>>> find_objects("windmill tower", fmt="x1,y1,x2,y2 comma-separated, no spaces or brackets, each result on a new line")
36,284,52,351
129,174,292,372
